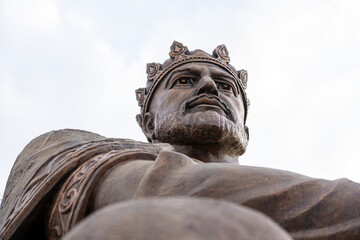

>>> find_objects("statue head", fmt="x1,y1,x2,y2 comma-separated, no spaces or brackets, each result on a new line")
136,41,250,159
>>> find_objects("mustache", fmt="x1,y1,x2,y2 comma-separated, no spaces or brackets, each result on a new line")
180,93,235,122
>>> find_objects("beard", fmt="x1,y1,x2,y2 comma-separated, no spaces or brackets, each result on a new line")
152,110,248,157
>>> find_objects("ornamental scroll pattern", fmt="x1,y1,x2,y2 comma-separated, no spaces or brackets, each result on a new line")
50,157,101,239
0,146,84,238
48,154,103,240
48,150,157,240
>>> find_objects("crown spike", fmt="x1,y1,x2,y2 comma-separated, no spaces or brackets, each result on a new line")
213,44,230,63
146,63,161,81
135,88,146,107
237,69,248,89
169,41,188,58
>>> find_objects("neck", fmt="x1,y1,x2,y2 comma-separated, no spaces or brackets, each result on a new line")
172,144,239,164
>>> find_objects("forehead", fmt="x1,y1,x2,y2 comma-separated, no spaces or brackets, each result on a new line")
167,62,233,76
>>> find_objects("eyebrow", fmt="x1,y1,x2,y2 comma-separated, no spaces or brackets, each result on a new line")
211,69,234,80
211,71,239,94
164,67,200,88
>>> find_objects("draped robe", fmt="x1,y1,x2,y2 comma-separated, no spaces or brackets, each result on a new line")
1,129,360,239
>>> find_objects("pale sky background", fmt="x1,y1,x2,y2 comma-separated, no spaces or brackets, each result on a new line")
1,0,360,199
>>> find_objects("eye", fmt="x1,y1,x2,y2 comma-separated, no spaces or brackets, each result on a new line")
217,82,234,95
172,77,196,87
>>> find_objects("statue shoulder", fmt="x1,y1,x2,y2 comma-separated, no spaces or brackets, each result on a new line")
19,129,106,158
3,129,105,199
1,130,104,220
0,129,171,239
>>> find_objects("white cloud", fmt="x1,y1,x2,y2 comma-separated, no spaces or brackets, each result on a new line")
2,0,62,34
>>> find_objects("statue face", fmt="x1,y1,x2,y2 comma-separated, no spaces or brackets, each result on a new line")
145,62,248,156
150,62,245,123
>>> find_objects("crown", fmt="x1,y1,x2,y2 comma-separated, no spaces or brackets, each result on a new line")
136,41,250,127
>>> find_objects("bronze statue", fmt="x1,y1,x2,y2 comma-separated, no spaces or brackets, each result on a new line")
1,41,360,240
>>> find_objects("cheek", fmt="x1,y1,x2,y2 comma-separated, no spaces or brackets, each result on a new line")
157,90,193,115
224,97,245,124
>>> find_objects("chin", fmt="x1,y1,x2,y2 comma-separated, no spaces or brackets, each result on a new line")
153,110,248,156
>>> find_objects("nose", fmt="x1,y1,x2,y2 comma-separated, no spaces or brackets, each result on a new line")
196,76,219,96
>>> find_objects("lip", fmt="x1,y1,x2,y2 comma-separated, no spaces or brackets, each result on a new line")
186,94,228,113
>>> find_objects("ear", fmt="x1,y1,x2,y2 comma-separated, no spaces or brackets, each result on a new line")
244,125,249,141
142,112,155,141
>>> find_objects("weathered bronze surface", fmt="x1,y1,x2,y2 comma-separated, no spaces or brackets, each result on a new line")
1,41,360,240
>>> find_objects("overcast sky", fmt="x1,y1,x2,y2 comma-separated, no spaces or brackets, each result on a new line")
1,0,360,198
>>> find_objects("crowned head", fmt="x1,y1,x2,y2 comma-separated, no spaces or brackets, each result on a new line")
136,41,250,160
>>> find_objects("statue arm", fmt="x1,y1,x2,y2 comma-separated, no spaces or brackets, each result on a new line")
91,151,360,240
